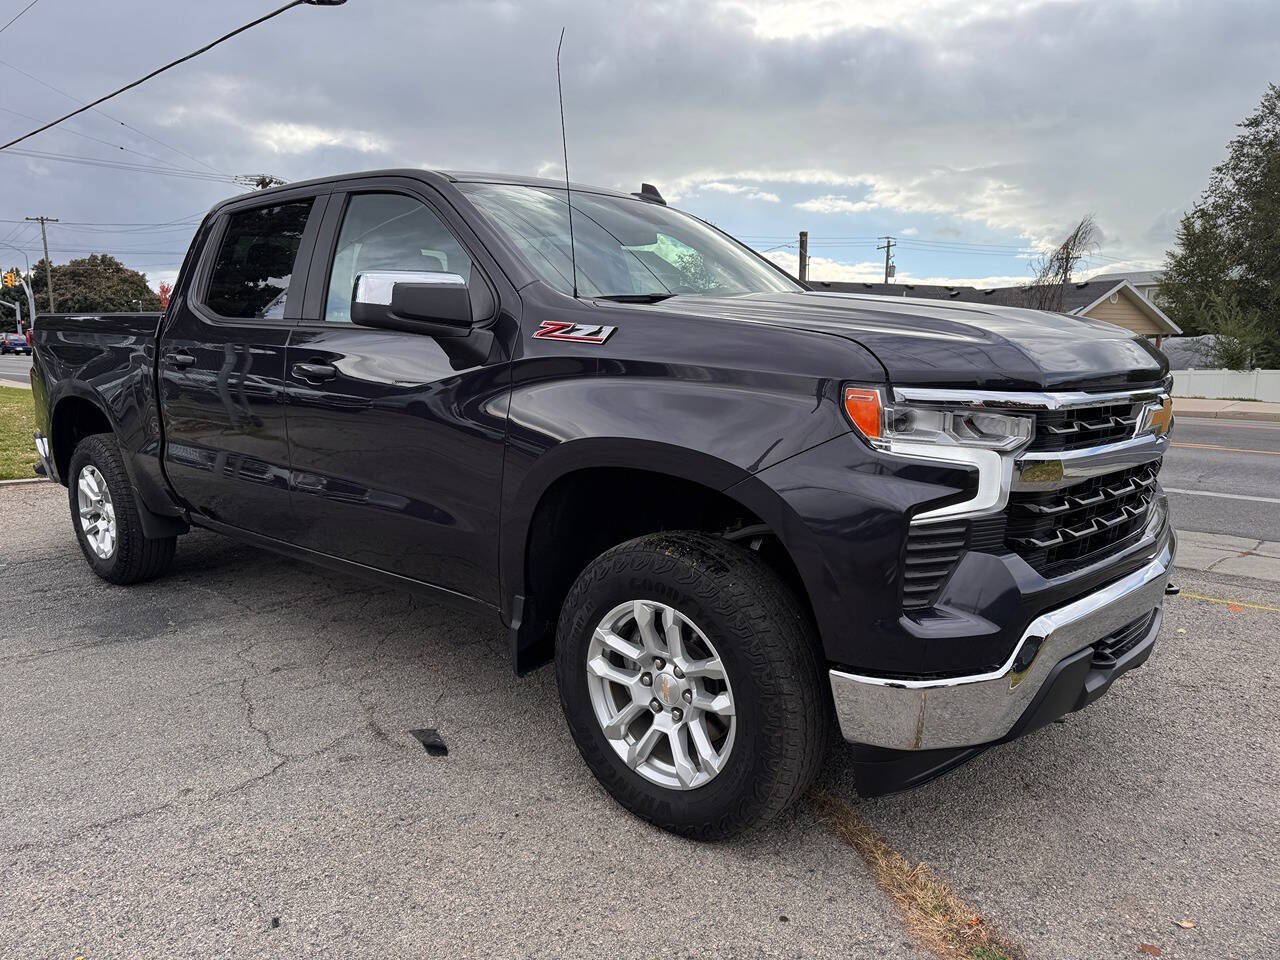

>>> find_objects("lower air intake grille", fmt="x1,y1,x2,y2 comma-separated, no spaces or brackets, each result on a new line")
902,520,968,611
1092,610,1157,669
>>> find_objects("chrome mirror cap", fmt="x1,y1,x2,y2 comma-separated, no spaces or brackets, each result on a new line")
353,270,466,307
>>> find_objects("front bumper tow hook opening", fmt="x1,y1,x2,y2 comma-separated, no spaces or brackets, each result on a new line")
1165,582,1180,596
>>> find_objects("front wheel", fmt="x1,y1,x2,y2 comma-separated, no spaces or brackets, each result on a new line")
67,434,176,585
555,531,831,838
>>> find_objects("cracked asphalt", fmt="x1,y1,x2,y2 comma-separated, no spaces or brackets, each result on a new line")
2,481,1277,959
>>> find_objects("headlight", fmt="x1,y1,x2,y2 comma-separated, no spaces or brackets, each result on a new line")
843,386,1033,452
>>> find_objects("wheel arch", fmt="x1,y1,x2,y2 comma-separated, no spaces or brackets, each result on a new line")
48,383,188,539
503,439,823,674
49,386,116,486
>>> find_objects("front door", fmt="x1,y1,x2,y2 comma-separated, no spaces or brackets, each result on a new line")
283,185,512,603
160,192,326,538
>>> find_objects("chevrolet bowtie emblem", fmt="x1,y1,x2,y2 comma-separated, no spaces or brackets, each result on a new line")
1146,397,1173,437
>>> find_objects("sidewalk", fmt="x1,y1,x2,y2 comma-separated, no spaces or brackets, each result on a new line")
1174,530,1280,583
1173,396,1280,422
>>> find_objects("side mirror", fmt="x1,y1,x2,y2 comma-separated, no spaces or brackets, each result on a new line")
351,269,495,368
351,270,471,336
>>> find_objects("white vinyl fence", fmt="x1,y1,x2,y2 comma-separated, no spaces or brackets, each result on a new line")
1171,369,1280,402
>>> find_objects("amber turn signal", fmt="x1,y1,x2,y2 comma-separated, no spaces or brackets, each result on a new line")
843,387,882,440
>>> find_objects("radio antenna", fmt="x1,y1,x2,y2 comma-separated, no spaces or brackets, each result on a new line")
556,27,579,299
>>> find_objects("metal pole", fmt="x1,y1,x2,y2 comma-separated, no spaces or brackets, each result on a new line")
20,276,35,322
26,216,58,311
0,242,37,320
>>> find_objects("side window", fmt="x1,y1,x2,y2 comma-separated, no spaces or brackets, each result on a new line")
204,200,313,319
324,193,473,324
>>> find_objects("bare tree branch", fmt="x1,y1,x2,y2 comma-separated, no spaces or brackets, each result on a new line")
1026,215,1099,311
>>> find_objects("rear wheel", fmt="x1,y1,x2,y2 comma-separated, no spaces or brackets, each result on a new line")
67,434,176,584
555,531,830,838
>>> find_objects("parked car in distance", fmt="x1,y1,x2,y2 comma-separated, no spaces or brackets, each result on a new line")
1,332,31,355
29,169,1177,837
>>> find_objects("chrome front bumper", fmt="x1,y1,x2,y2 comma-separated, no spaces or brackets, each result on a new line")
829,534,1175,751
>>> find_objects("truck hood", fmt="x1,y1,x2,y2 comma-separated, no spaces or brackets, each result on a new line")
646,291,1168,391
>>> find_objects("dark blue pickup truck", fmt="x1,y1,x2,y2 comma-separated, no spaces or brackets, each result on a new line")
30,169,1177,837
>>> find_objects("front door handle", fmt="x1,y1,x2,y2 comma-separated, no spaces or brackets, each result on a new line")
165,350,196,369
292,361,337,383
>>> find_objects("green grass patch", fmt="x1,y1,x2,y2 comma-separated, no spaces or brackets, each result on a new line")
0,386,38,480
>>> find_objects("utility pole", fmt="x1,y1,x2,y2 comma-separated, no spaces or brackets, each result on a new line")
798,230,809,283
877,236,896,284
26,216,58,311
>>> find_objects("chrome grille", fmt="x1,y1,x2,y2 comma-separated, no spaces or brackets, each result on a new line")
1029,401,1140,452
1004,462,1160,576
902,520,967,610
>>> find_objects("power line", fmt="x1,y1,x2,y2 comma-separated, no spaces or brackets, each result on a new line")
0,212,205,227
0,0,41,36
2,145,241,183
0,57,228,176
0,103,191,171
0,0,347,154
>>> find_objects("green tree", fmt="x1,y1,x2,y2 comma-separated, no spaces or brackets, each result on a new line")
1192,291,1269,370
1160,84,1280,365
28,254,161,314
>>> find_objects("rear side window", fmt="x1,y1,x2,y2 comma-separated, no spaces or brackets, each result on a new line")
204,200,313,319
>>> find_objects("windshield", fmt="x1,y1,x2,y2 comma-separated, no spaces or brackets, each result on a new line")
457,183,802,299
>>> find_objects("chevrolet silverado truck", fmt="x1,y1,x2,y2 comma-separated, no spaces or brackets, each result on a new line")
30,170,1177,837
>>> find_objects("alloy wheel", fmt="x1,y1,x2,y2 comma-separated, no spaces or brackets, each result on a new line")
585,599,737,790
77,464,117,559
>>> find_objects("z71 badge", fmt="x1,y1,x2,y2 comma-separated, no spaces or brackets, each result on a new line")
532,320,617,344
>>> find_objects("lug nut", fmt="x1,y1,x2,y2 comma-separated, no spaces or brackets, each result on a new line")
672,666,684,679
670,708,683,722
650,698,662,713
640,673,652,686
682,689,693,703
653,657,665,670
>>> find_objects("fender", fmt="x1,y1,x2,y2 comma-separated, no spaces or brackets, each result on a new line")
500,434,841,673
502,436,759,605
34,314,187,530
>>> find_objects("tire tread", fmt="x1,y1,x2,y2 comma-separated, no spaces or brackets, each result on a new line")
68,434,176,585
555,530,831,838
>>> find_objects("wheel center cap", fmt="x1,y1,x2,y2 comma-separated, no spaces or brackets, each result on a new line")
654,672,682,707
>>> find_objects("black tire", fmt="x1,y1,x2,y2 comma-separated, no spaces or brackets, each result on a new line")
67,434,176,585
555,531,831,839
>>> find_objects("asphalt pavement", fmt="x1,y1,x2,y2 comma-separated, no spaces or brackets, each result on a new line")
0,353,32,388
1,481,1276,959
1163,416,1280,542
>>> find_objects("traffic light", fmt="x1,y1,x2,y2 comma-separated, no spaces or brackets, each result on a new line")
2,272,16,288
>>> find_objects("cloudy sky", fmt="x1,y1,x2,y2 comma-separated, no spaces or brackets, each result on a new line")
0,0,1276,290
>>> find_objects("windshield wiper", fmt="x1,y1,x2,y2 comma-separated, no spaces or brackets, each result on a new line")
596,293,677,304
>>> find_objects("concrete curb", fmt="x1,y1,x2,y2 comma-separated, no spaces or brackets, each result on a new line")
0,476,49,486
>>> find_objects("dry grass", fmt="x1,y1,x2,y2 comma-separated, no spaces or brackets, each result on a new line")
0,386,38,480
812,790,1024,960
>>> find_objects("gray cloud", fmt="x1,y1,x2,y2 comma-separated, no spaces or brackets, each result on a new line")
0,0,1275,285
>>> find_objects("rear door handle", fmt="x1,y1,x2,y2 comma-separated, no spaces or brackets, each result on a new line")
292,361,337,382
165,350,196,369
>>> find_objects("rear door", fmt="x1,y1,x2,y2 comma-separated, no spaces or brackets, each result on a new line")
283,179,513,602
159,189,328,537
